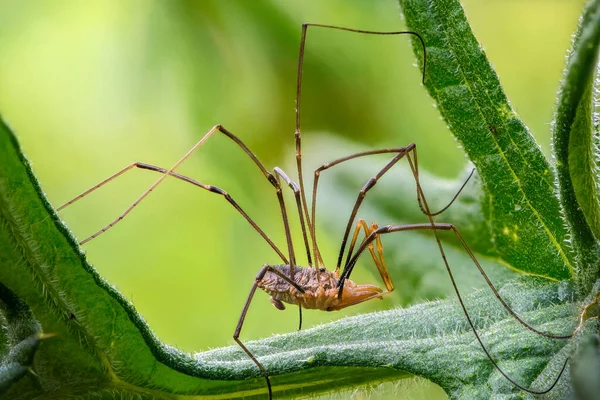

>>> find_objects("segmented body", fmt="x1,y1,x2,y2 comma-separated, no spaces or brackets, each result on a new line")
257,264,383,311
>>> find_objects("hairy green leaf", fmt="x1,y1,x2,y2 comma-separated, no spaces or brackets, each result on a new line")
399,0,574,280
553,0,600,291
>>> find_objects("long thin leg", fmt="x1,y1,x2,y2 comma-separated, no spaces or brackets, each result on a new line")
342,223,569,395
307,148,409,268
77,125,222,244
310,148,409,267
272,180,297,277
62,125,298,276
274,167,312,266
343,222,573,340
408,146,475,217
325,143,570,341
57,162,138,211
320,146,473,272
308,148,473,268
233,281,271,398
234,265,306,400
273,166,312,332
58,162,288,262
403,150,574,341
294,24,427,270
417,167,476,217
335,147,414,271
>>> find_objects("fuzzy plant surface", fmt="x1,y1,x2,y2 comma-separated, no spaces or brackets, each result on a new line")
1,0,600,399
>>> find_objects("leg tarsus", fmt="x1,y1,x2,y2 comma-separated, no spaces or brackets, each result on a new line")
274,167,312,267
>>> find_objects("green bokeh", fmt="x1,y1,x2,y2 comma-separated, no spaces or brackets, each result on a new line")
0,1,586,398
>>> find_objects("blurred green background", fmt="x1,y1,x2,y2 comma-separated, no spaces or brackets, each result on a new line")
0,1,586,398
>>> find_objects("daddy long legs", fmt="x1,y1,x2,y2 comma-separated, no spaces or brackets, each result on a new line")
57,24,575,399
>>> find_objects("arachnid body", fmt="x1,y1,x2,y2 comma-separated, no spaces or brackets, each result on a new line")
258,264,383,312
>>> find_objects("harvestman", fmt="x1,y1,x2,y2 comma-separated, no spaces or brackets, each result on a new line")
58,24,575,399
